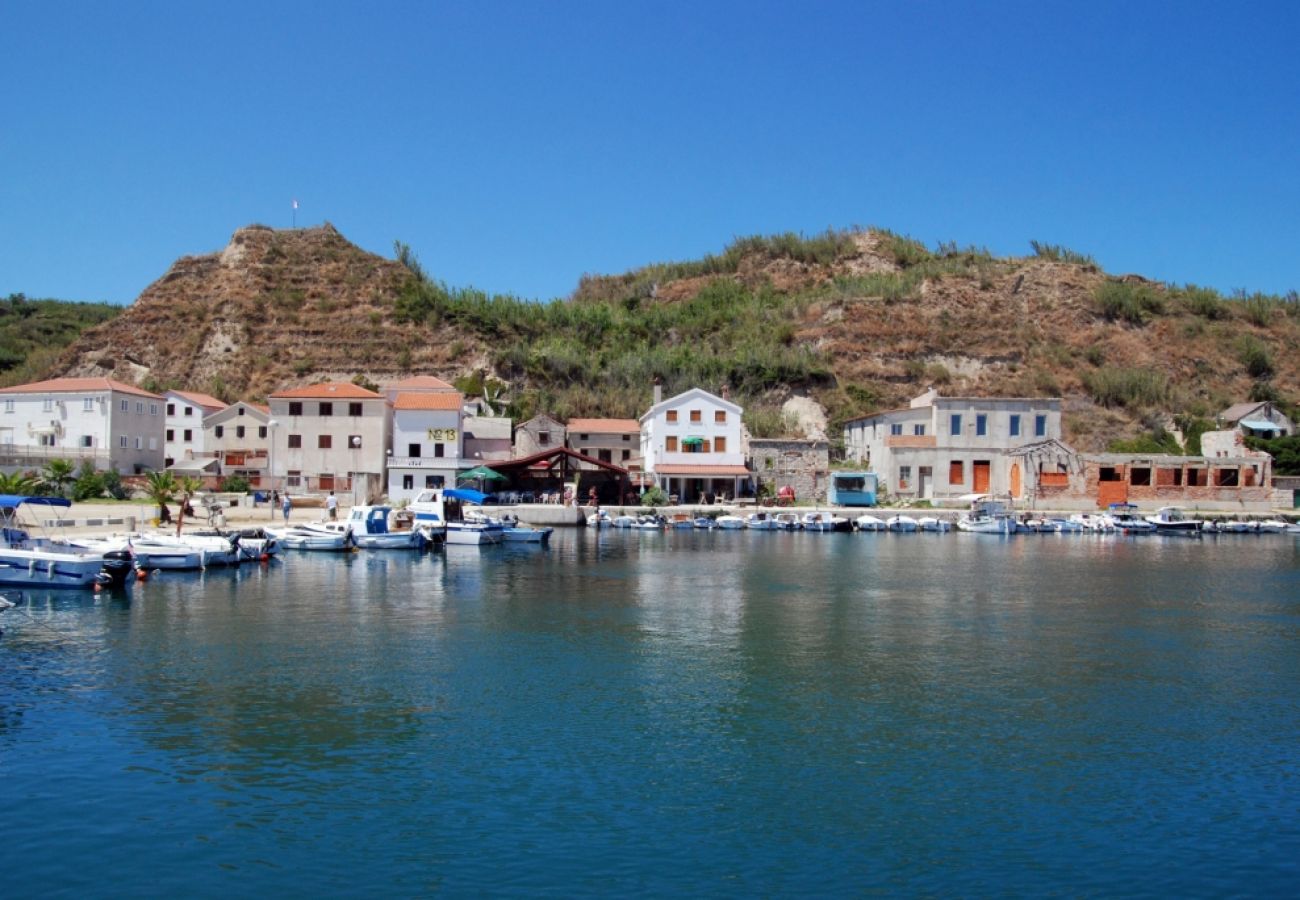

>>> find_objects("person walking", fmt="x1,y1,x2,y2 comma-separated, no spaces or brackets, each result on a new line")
281,492,292,524
326,491,338,520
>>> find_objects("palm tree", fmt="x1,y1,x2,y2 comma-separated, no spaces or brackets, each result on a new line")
0,470,40,495
41,459,75,498
144,471,178,525
175,475,203,534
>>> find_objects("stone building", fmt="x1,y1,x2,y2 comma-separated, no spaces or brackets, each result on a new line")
749,438,830,503
514,414,566,458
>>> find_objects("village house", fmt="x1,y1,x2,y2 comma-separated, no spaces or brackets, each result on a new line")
640,386,749,503
463,415,513,463
0,376,164,475
749,438,830,503
162,389,225,468
267,382,389,501
566,418,641,469
514,414,567,458
387,390,465,503
843,389,1062,502
1217,401,1293,439
197,401,272,488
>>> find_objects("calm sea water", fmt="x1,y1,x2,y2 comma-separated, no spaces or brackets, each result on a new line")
2,530,1298,896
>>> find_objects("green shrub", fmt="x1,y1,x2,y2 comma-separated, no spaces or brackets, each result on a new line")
1238,336,1274,378
1094,282,1165,325
1238,292,1278,327
1107,429,1183,454
1175,284,1228,320
1083,367,1170,408
219,475,251,493
101,470,130,501
1029,240,1096,266
639,486,669,507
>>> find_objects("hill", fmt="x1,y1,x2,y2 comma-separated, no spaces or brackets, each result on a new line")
50,224,1299,453
0,293,122,387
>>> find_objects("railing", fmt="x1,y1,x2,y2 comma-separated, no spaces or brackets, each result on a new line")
0,446,113,466
885,435,937,449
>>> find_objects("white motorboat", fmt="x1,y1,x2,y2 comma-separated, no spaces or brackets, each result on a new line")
611,514,638,528
345,505,433,549
917,516,951,533
774,512,802,531
1256,519,1289,534
1206,518,1254,534
715,515,746,530
629,515,663,531
957,500,1019,534
693,517,716,530
887,515,919,533
803,512,850,532
854,514,887,532
1069,513,1113,532
1145,507,1205,534
1105,504,1156,534
270,523,354,551
744,512,781,531
408,488,504,544
0,496,132,589
587,509,613,528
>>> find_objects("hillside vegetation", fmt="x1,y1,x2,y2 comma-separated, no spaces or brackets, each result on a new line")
49,224,1299,453
0,293,122,387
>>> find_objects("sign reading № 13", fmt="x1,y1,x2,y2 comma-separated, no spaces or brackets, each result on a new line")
426,428,457,441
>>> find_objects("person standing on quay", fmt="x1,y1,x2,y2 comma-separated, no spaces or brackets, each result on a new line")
326,491,338,520
281,492,292,524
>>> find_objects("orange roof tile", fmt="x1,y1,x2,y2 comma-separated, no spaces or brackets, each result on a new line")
169,390,226,410
270,382,383,400
654,464,751,475
394,392,464,411
385,375,457,391
0,377,162,399
567,418,641,434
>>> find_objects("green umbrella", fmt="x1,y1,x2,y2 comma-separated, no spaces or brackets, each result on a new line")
457,465,509,485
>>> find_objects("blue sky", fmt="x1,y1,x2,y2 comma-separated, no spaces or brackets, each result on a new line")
3,1,1298,304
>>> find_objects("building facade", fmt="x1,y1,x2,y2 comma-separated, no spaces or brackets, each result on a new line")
640,387,749,503
0,377,165,474
514,414,567,459
566,418,641,469
749,438,830,502
201,401,272,487
387,391,465,503
1217,401,1293,439
162,390,225,467
267,382,389,498
843,389,1063,502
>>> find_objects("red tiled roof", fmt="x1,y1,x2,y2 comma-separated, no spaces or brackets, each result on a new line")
169,389,226,410
394,391,464,411
654,464,751,475
567,418,641,434
270,382,382,400
385,375,457,391
0,377,162,399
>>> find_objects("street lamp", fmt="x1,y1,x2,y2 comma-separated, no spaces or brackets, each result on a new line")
267,418,279,521
351,435,362,504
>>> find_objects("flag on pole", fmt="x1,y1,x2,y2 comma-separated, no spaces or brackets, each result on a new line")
292,199,299,210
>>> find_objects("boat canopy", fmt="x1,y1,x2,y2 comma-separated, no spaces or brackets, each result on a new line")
444,488,493,504
0,495,72,510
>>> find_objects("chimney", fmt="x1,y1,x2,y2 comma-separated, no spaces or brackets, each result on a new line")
720,382,730,401
652,376,662,406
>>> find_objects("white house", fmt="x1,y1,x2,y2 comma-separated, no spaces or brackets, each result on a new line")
640,387,748,503
200,401,272,487
0,376,165,474
387,391,465,502
1218,401,1293,439
842,389,1062,501
267,382,390,501
162,390,225,467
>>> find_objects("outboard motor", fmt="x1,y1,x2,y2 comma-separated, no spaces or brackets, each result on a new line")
98,550,134,588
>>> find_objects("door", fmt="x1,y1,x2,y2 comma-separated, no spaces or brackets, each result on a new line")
972,461,991,494
1009,463,1022,498
918,466,932,499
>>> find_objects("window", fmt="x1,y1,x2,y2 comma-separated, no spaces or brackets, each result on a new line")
402,474,414,490
666,410,678,423
714,410,726,423
1187,468,1206,487
666,436,678,452
288,434,302,449
236,425,246,439
1035,415,1047,437
318,435,332,449
134,437,142,450
79,435,93,448
150,403,158,416
3,400,12,413
258,426,267,439
288,401,303,416
119,400,129,412
949,461,964,484
1130,467,1151,486
622,449,630,461
426,475,444,489
914,424,926,436
1009,414,1021,436
1214,467,1239,487
434,444,444,458
349,402,363,417
136,401,144,414
319,402,333,417
975,414,987,436
287,470,302,488
166,429,174,441
40,433,56,447
950,414,962,435
184,406,193,416
538,430,550,446
167,403,176,415
622,434,631,442
689,409,702,423
409,443,421,458
715,436,727,452
83,398,94,412
215,425,224,438
119,435,128,448
599,449,612,463
890,424,903,436
1098,467,1123,482
148,437,157,450
237,406,245,416
899,465,912,488
183,429,193,442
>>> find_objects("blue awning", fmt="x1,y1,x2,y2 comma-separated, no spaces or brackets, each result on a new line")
444,488,492,504
0,495,72,510
1239,419,1281,431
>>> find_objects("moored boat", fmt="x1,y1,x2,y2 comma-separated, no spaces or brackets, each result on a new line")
854,514,886,532
0,496,132,588
1145,506,1205,535
957,500,1019,534
886,515,919,533
744,512,781,531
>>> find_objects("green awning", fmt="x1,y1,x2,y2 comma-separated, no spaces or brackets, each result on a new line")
681,437,704,446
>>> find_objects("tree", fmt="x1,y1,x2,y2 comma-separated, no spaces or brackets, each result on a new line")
0,470,39,494
144,471,178,524
41,458,76,498
71,461,105,501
